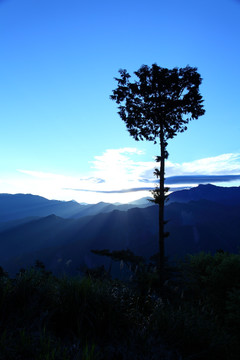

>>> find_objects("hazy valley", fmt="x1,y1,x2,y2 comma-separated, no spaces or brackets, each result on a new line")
1,184,240,276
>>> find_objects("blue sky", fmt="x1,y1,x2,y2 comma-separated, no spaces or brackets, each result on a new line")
0,0,240,203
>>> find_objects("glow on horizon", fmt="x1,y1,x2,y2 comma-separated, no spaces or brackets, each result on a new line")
1,149,240,204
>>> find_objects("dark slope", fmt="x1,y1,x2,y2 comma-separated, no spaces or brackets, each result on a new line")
0,215,78,263
165,199,240,256
1,198,240,276
0,206,158,275
0,216,39,232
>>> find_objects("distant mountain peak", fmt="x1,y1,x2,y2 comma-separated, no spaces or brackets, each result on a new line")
169,184,240,205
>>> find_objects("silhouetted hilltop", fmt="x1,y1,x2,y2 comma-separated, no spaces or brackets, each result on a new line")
0,193,83,221
169,183,240,205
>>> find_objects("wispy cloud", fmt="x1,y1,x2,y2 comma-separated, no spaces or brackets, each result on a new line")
63,150,240,197
13,148,154,202
11,150,240,203
166,153,240,176
166,174,240,184
79,177,105,184
64,187,153,194
66,175,240,194
140,175,240,185
139,153,240,182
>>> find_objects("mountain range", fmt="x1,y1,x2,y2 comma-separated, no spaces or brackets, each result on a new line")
0,184,240,276
0,193,150,223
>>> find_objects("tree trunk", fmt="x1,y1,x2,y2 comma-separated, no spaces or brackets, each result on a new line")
159,125,165,288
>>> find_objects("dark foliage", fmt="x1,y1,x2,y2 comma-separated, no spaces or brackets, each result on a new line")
1,251,239,359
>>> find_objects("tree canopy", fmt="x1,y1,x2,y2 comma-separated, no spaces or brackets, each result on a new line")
110,64,205,143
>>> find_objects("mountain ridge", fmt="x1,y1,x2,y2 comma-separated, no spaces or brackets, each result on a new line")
0,193,150,222
1,184,240,276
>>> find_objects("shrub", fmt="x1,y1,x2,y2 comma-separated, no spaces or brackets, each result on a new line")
49,277,132,341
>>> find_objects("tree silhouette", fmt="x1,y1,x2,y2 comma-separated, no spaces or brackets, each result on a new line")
111,64,205,287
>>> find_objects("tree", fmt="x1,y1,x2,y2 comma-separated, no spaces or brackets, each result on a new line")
110,64,205,287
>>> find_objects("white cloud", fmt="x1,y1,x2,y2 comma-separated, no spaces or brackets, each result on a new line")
165,153,240,176
2,150,240,204
90,147,154,189
10,148,154,203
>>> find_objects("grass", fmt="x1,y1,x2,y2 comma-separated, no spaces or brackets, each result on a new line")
0,252,240,359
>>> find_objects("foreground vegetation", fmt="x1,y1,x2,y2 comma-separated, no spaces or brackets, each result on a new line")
0,251,240,359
